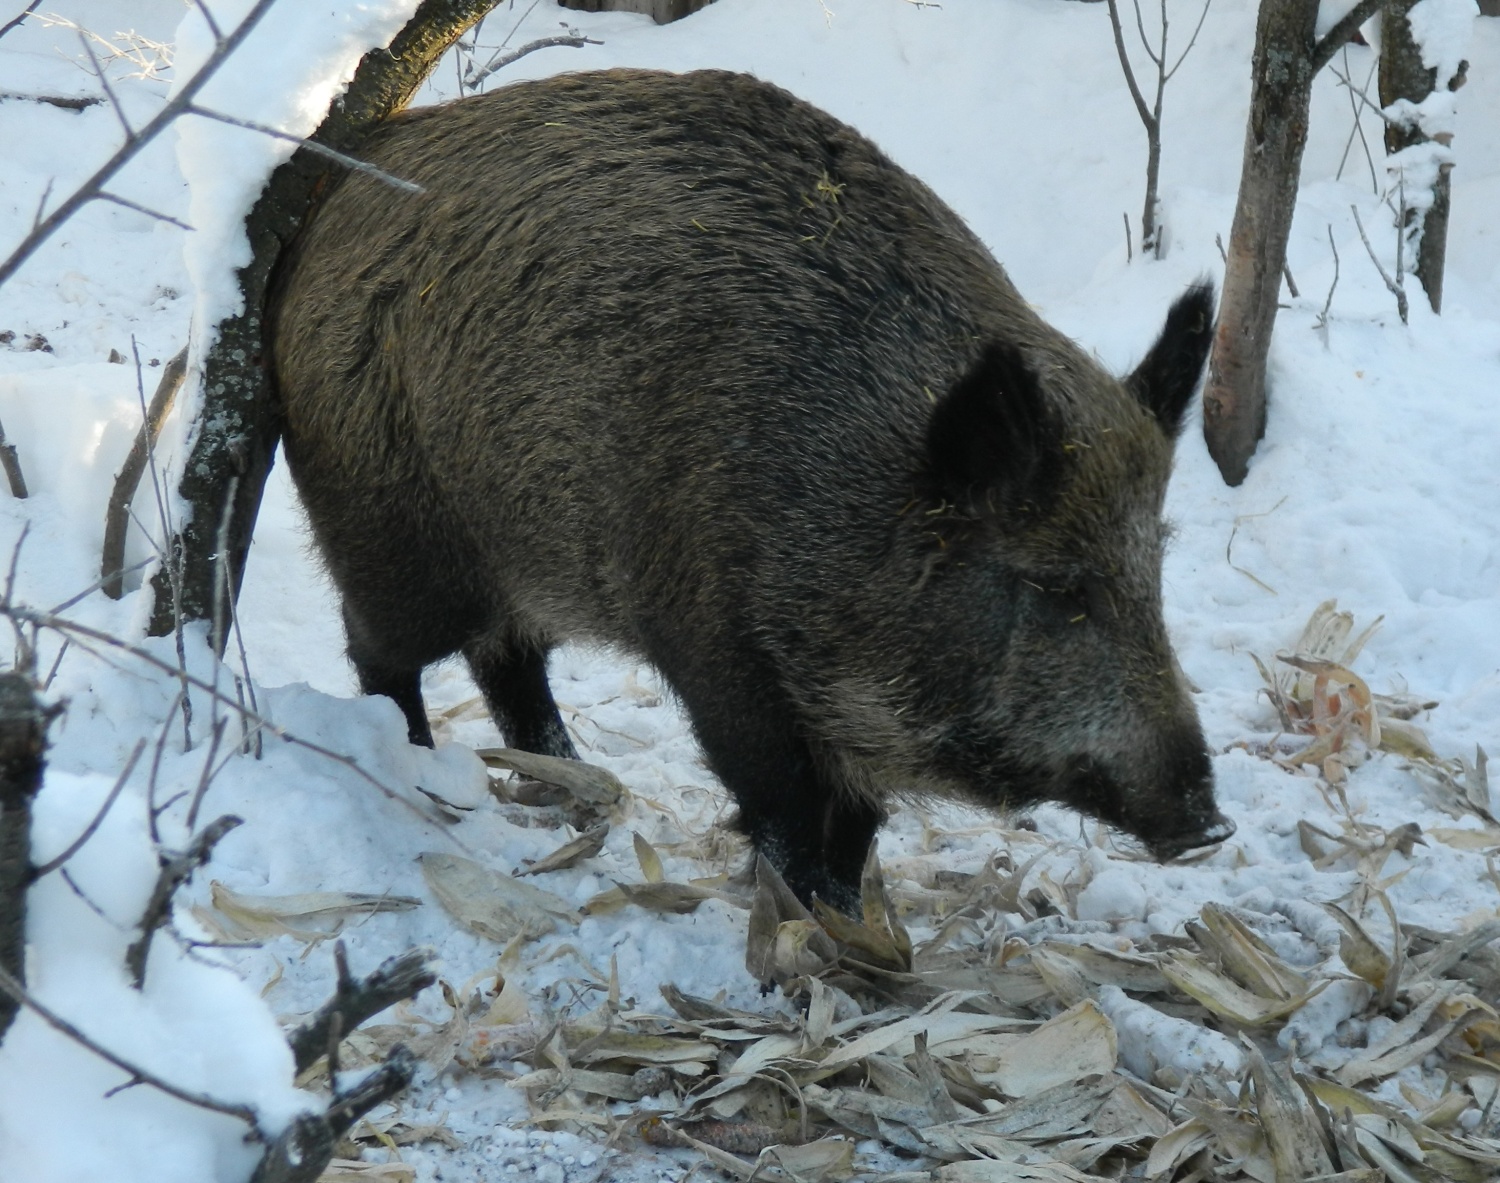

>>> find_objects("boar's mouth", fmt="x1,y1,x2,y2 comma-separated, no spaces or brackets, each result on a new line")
1145,812,1237,861
1052,754,1235,862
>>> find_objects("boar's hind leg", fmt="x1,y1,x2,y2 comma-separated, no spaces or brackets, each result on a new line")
343,605,435,748
465,640,580,761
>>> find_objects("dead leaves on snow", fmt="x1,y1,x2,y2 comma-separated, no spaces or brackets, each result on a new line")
1252,600,1491,826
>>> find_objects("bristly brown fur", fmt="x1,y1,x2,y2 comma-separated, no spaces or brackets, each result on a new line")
270,69,1230,912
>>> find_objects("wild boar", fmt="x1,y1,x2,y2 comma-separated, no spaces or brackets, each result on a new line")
269,68,1234,912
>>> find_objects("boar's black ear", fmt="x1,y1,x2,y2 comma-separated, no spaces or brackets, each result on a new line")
1126,281,1216,438
926,343,1061,515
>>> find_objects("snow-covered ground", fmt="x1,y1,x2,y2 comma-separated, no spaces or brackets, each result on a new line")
0,1,1497,1180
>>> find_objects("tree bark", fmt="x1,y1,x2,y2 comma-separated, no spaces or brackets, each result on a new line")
0,674,50,1042
148,0,501,641
1201,0,1379,486
1202,0,1317,485
1379,0,1456,314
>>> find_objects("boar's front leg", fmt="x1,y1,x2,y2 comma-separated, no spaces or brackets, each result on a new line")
672,655,879,915
464,638,580,761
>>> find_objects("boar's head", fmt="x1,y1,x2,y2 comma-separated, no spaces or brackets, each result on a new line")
908,282,1234,860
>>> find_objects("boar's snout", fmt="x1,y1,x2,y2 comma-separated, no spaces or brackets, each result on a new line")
1147,810,1237,861
1059,723,1233,861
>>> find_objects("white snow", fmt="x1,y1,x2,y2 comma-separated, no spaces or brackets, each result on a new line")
0,1,1498,1181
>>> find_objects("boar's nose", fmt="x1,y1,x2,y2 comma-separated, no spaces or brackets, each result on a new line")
1150,810,1236,861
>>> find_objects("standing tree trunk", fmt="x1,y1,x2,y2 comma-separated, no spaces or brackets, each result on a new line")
147,0,502,641
1379,0,1465,314
1201,0,1378,486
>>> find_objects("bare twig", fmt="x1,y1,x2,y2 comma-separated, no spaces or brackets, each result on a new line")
288,945,436,1074
146,689,181,845
1165,0,1213,82
1314,223,1340,332
184,716,229,833
0,0,280,288
1328,63,1401,129
1334,50,1380,192
77,27,132,138
250,1047,417,1183
1106,0,1208,257
94,191,194,231
463,33,600,88
41,637,69,690
0,963,260,1126
122,336,192,746
32,739,147,878
1350,204,1408,325
1106,0,1154,132
0,0,42,41
105,344,185,597
125,814,243,988
184,104,424,194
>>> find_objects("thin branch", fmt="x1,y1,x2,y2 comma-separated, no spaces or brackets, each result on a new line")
1131,0,1162,68
77,28,131,138
288,945,435,1074
95,191,194,232
61,867,121,926
184,715,229,833
146,688,182,846
1327,63,1401,128
32,738,147,878
41,637,69,690
0,0,42,42
1311,0,1381,74
1315,223,1340,331
250,1048,417,1183
125,814,243,988
127,335,191,749
0,963,261,1126
462,34,600,89
1334,51,1381,192
1350,203,1408,325
191,0,224,44
1106,0,1157,131
184,104,424,194
1165,0,1213,82
0,0,280,288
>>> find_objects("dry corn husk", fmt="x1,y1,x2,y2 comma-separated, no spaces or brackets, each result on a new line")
418,851,577,942
206,882,420,941
477,747,625,807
